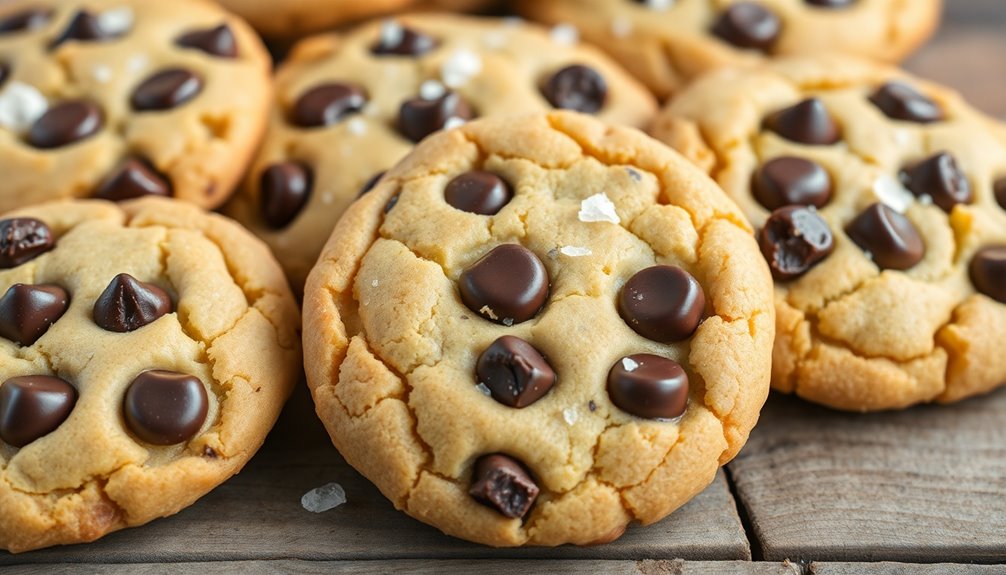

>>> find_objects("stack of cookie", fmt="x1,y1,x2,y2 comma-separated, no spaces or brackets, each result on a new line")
0,0,1001,554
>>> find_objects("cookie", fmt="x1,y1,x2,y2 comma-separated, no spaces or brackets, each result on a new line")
651,54,1006,411
0,0,271,213
223,14,659,291
214,0,414,39
302,111,774,546
0,198,301,552
516,0,942,99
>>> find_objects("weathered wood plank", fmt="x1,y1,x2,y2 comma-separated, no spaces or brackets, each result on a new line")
905,26,1006,118
728,389,1006,563
811,563,1006,575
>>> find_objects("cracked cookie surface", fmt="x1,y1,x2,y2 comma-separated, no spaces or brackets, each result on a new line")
0,0,271,213
303,111,773,546
224,14,658,292
0,198,301,552
516,0,941,100
651,55,1006,411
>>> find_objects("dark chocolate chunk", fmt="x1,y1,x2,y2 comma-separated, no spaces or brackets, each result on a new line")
970,246,1006,304
398,91,473,143
759,206,834,281
476,336,555,408
0,8,52,35
123,370,208,445
291,83,367,128
752,156,832,210
869,82,944,123
358,171,387,198
94,158,172,201
384,194,400,213
763,98,841,145
541,65,607,114
0,375,77,448
27,100,103,149
618,266,705,343
845,203,925,271
371,23,437,56
93,273,172,332
459,244,549,325
607,354,689,420
899,152,972,213
711,3,781,52
50,10,122,48
0,284,70,345
469,454,539,518
175,24,237,58
131,69,203,111
445,171,513,215
259,162,312,229
995,177,1006,212
0,218,54,268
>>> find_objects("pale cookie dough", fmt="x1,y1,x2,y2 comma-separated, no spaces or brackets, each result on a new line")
224,14,659,291
517,0,942,99
214,0,413,39
0,0,271,212
303,111,774,546
0,198,301,552
651,54,1006,411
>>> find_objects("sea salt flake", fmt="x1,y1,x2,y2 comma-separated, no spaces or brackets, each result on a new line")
560,246,592,257
550,24,578,46
611,17,632,38
420,79,447,101
127,54,149,73
918,194,933,206
371,279,379,287
441,49,482,88
301,482,346,513
645,0,676,9
563,407,578,425
380,20,404,47
621,357,640,372
92,65,113,84
476,382,492,396
547,248,559,260
872,174,913,213
346,117,367,135
98,7,134,35
444,116,467,130
0,82,48,133
578,193,620,224
502,317,514,327
893,129,912,146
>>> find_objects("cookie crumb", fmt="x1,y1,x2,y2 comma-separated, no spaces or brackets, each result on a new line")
560,246,592,257
476,382,492,396
301,482,347,513
873,174,913,213
479,305,499,320
441,49,482,88
550,24,579,46
0,82,48,133
562,407,578,425
579,193,620,224
621,357,640,372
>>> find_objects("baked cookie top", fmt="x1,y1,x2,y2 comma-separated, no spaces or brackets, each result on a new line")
223,14,659,291
0,0,271,213
214,0,414,39
303,111,773,546
517,0,942,99
0,198,301,553
651,55,1006,411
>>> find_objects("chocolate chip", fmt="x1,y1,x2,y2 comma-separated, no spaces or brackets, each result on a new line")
27,100,103,149
971,247,1006,303
805,0,855,5
0,284,69,346
123,370,208,446
995,177,1006,211
607,354,689,420
49,10,120,48
845,203,925,271
618,266,705,343
131,69,203,111
0,218,54,268
384,195,400,213
459,245,549,325
711,3,781,52
0,375,77,448
94,158,172,201
259,162,312,229
175,24,237,58
371,24,437,56
899,152,972,213
358,171,387,198
398,91,473,143
763,98,840,146
0,62,9,87
445,171,513,215
759,206,834,281
541,65,607,114
869,82,944,124
468,454,539,519
752,157,832,211
291,83,367,128
476,336,556,408
93,273,172,333
0,8,52,34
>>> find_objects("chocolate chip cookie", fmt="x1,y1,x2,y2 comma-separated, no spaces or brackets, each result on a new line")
651,54,1006,411
302,111,774,546
223,14,659,291
0,198,300,552
214,0,414,39
0,0,271,213
516,0,942,99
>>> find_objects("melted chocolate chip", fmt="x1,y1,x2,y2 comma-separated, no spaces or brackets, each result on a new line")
711,3,781,52
131,69,203,111
0,8,52,34
123,370,208,446
763,98,840,145
0,284,69,346
607,354,688,420
752,157,832,210
27,100,103,149
0,375,77,448
759,206,834,281
93,273,172,333
50,10,120,48
259,162,312,229
541,65,607,114
358,171,387,198
291,83,367,128
845,203,925,271
995,177,1006,211
969,246,1006,304
94,158,172,201
476,336,555,408
805,0,855,5
175,24,237,58
0,218,54,268
459,244,549,325
469,454,539,518
869,82,944,124
398,91,473,143
899,152,972,213
618,266,705,343
371,24,437,56
445,171,513,215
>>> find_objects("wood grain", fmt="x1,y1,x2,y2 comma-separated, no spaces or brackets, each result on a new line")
811,563,1006,575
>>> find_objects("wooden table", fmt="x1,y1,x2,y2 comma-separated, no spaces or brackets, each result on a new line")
5,3,1006,573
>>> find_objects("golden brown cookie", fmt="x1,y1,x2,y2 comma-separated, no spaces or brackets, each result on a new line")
303,111,774,546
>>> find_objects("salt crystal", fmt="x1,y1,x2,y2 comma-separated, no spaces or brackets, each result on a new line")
502,318,514,327
893,129,912,146
550,24,579,46
645,0,676,9
379,20,404,47
611,18,632,38
346,117,367,135
578,193,620,224
420,79,447,101
0,82,48,133
563,407,578,425
918,194,933,206
371,279,380,287
872,174,913,213
92,65,113,84
301,482,346,513
98,7,134,35
547,248,559,260
621,357,640,372
441,49,482,88
476,382,492,396
443,116,467,130
127,54,149,73
560,246,592,257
